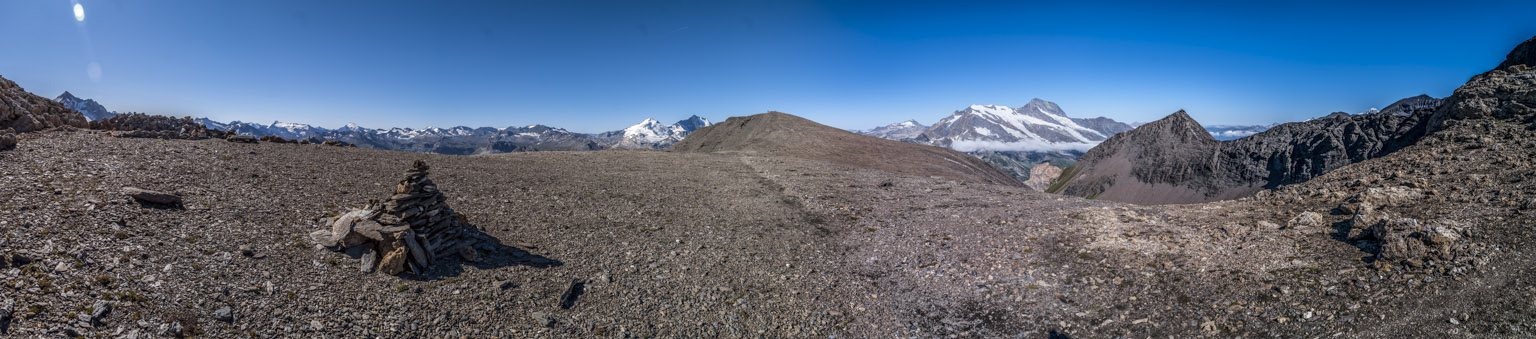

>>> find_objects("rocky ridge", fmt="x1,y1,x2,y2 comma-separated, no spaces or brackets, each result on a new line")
0,75,88,150
1050,101,1435,204
1050,35,1536,205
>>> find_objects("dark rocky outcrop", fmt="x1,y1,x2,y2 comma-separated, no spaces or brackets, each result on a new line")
1496,35,1536,71
674,112,1022,186
1051,104,1433,204
0,75,89,149
1051,34,1536,204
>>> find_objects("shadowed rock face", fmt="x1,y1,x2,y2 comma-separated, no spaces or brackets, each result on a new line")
1497,35,1536,71
673,112,1023,186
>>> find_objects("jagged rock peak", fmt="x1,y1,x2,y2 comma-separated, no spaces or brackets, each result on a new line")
1139,110,1213,141
1497,35,1536,70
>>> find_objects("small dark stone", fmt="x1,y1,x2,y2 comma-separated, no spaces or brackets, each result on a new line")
8,254,30,267
559,280,585,309
89,301,110,327
0,299,14,334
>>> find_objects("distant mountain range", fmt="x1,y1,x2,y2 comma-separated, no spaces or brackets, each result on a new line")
56,92,712,154
188,116,712,154
1204,124,1276,141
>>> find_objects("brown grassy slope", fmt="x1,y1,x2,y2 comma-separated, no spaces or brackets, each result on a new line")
672,111,1022,186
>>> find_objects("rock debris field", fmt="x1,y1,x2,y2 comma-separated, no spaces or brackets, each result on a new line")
0,124,1534,338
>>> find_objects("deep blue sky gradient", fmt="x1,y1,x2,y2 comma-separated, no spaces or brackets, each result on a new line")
2,0,1533,132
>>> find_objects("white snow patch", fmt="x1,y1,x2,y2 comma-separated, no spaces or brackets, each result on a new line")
948,139,1101,153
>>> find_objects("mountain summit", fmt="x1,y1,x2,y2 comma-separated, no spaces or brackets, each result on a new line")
54,91,117,121
859,120,927,140
601,115,713,149
914,99,1131,153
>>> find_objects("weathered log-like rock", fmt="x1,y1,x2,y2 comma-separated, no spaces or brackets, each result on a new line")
122,187,181,205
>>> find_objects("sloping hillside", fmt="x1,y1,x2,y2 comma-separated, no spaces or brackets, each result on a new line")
673,111,1022,186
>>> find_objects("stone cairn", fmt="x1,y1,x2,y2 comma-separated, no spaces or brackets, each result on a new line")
310,160,484,275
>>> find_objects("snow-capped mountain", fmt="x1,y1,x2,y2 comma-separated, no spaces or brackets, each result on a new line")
193,118,229,131
914,99,1132,153
675,115,712,131
216,121,330,139
54,91,117,121
597,115,713,149
858,120,927,140
1204,124,1275,141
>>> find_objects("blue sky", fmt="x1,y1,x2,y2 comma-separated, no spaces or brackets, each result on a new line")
1,0,1533,132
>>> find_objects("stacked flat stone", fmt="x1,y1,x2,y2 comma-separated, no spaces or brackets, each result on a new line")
310,160,481,275
385,160,479,264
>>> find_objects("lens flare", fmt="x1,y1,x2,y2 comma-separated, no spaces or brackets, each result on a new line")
73,3,85,22
87,62,102,82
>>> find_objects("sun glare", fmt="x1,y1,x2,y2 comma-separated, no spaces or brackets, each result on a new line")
73,3,85,22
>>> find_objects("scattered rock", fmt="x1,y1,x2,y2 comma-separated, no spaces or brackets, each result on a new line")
530,311,554,327
1022,162,1063,192
359,247,378,273
157,322,183,337
122,187,182,205
458,246,479,262
1358,215,1471,270
213,306,233,323
94,113,229,140
0,131,15,151
53,326,81,337
225,135,258,143
378,234,409,275
1257,220,1279,229
1288,211,1325,229
89,301,111,327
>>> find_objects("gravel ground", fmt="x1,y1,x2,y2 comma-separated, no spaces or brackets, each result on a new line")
1,122,1533,338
